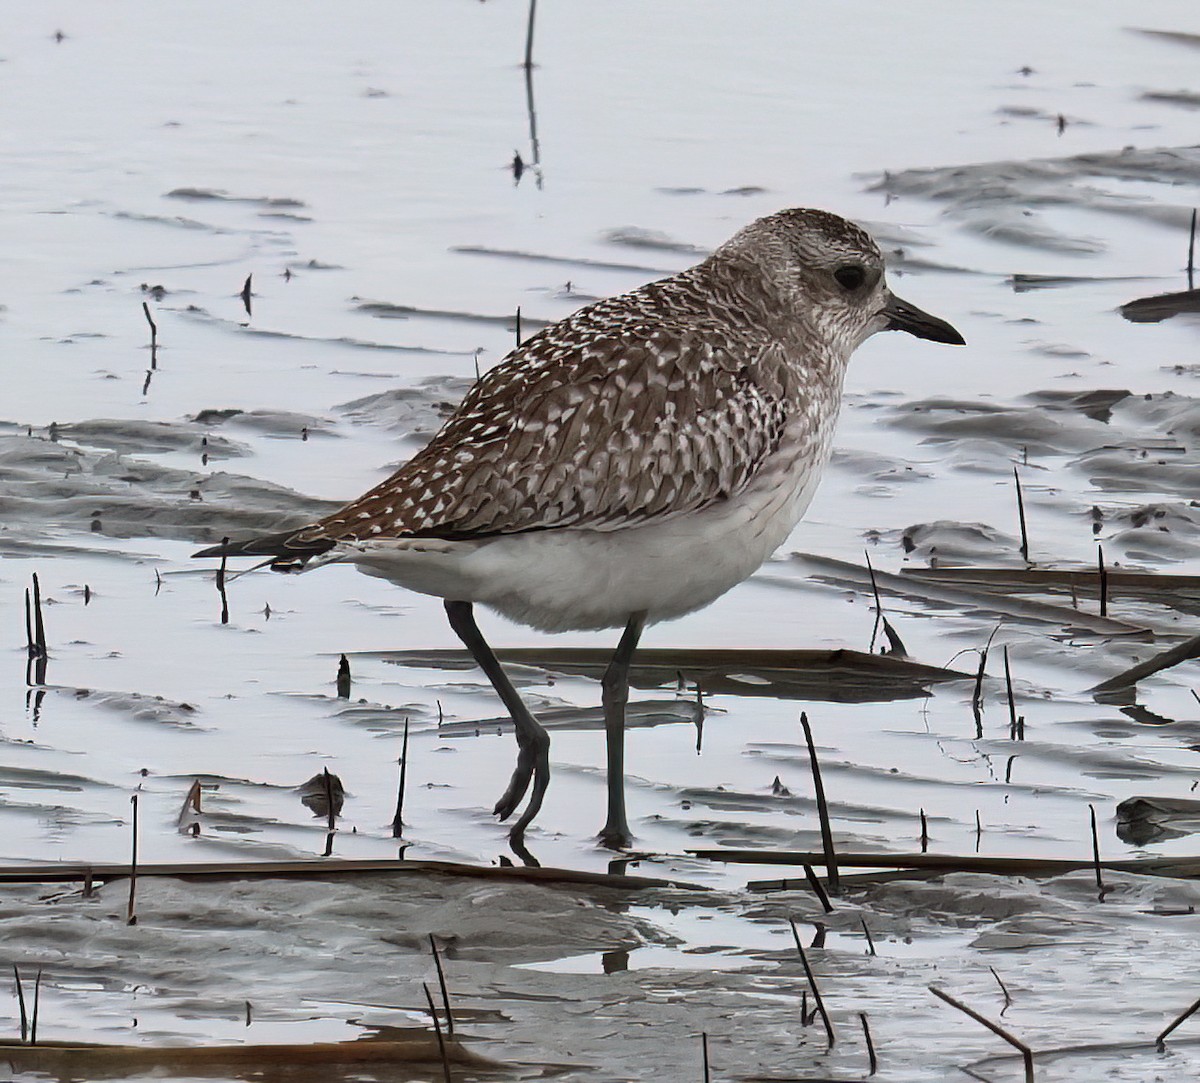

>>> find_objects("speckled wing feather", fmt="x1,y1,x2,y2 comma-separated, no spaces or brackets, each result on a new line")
300,317,791,545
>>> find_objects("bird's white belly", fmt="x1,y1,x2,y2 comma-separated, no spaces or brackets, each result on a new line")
342,449,825,632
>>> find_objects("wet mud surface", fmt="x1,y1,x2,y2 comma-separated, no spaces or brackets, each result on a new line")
3,3,1200,1080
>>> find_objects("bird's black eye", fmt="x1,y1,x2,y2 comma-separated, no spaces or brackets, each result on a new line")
834,265,866,291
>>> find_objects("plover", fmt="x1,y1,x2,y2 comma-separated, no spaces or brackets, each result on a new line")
196,208,964,849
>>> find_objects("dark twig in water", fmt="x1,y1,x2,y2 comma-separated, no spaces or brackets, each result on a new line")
1013,467,1029,563
127,794,139,926
13,965,27,1042
392,716,409,838
1158,991,1200,1049
860,1011,878,1075
790,919,835,1047
864,550,906,656
429,935,454,1036
1187,208,1197,291
860,917,876,956
240,275,253,318
1003,646,1017,738
1090,632,1200,695
514,306,522,348
30,969,41,1046
800,711,839,893
929,985,1034,1083
142,301,158,371
975,809,983,851
336,654,351,699
919,808,929,853
972,626,1000,731
216,541,230,625
989,966,1013,1015
522,0,537,70
422,982,452,1083
1097,545,1108,618
1089,804,1106,899
802,864,833,913
32,574,47,657
702,1031,711,1082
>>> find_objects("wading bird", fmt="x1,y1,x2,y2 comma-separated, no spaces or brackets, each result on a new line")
196,208,964,848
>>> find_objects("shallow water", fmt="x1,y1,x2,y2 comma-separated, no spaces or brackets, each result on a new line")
4,2,1200,1080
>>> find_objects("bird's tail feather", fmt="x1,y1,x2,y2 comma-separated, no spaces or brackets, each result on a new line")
193,526,336,568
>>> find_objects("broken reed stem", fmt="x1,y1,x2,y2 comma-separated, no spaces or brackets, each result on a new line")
929,985,1033,1083
702,1031,711,1083
1090,632,1200,695
1158,991,1200,1048
865,549,884,654
919,808,929,853
1013,467,1030,563
13,965,27,1042
216,540,230,625
25,574,48,660
336,654,351,699
799,711,839,893
240,275,253,318
30,968,41,1046
429,934,454,1037
522,0,537,70
1003,646,1017,737
802,864,833,913
422,982,452,1083
859,1011,878,1075
860,917,876,956
1188,208,1197,290
127,794,139,925
1089,803,1105,896
989,966,1013,1014
514,306,522,348
142,301,158,348
790,919,835,1047
1097,545,1108,618
392,716,409,839
323,768,336,834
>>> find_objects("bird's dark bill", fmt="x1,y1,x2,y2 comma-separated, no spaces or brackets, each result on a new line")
883,294,965,345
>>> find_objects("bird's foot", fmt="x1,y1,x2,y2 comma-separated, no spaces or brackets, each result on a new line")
493,725,551,826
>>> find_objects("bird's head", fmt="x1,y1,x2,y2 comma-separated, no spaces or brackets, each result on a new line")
721,207,965,353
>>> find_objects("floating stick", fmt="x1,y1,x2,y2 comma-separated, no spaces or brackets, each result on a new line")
800,712,839,892
1158,991,1200,1049
790,919,835,1047
429,935,454,1037
514,306,522,348
860,917,876,956
1090,633,1200,695
392,717,409,838
929,985,1033,1083
142,301,158,371
919,808,929,853
1097,545,1108,618
702,1031,710,1082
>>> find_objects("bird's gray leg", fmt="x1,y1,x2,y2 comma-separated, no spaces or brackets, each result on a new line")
598,612,647,850
444,600,549,838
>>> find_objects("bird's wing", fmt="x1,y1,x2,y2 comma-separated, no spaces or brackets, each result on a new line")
297,326,791,544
